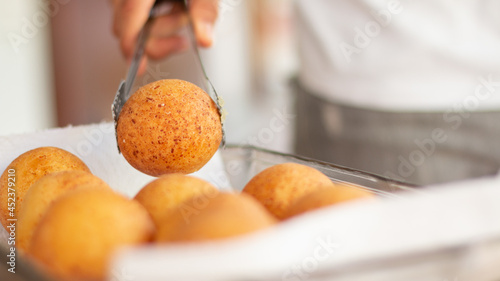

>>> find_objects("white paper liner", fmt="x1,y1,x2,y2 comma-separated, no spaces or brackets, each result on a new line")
1,123,500,281
0,122,231,196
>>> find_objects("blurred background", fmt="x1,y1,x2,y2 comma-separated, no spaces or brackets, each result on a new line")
0,0,297,154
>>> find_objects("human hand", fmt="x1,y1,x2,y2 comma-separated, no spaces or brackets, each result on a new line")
111,0,219,74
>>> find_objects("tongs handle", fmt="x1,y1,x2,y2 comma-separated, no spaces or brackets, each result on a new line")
152,0,186,15
154,0,226,146
123,0,185,101
153,0,184,6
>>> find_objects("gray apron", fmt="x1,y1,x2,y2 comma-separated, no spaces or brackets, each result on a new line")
294,80,500,186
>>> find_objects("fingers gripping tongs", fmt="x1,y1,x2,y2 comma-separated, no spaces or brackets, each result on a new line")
112,0,226,153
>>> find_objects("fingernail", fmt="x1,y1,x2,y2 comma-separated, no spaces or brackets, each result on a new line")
202,22,214,46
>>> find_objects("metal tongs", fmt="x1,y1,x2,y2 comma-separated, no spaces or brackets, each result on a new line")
112,0,226,153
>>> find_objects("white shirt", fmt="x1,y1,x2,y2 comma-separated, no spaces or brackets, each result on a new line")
295,0,500,112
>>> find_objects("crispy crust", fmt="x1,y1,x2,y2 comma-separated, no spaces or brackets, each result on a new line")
0,146,90,230
117,79,222,176
242,163,334,220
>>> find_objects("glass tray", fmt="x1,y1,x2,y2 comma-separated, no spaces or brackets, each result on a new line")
1,144,419,281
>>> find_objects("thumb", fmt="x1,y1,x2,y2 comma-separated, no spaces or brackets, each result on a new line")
114,0,155,60
190,0,219,47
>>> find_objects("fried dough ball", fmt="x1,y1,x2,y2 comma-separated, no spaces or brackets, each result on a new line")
156,192,276,243
17,170,111,252
117,79,222,176
242,163,334,220
283,184,375,219
30,189,154,281
0,147,90,229
134,174,218,227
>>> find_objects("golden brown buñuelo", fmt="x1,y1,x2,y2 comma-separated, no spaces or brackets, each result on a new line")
0,146,90,230
117,79,222,176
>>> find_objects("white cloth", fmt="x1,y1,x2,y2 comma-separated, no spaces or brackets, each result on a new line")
295,0,500,111
0,123,231,198
2,124,500,280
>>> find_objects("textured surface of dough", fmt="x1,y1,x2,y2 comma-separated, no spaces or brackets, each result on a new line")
0,147,90,229
242,163,334,219
156,192,276,242
117,79,222,176
17,170,111,252
134,174,218,227
284,184,374,219
30,188,154,281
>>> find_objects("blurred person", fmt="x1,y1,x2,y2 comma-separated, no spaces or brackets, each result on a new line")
111,0,500,186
